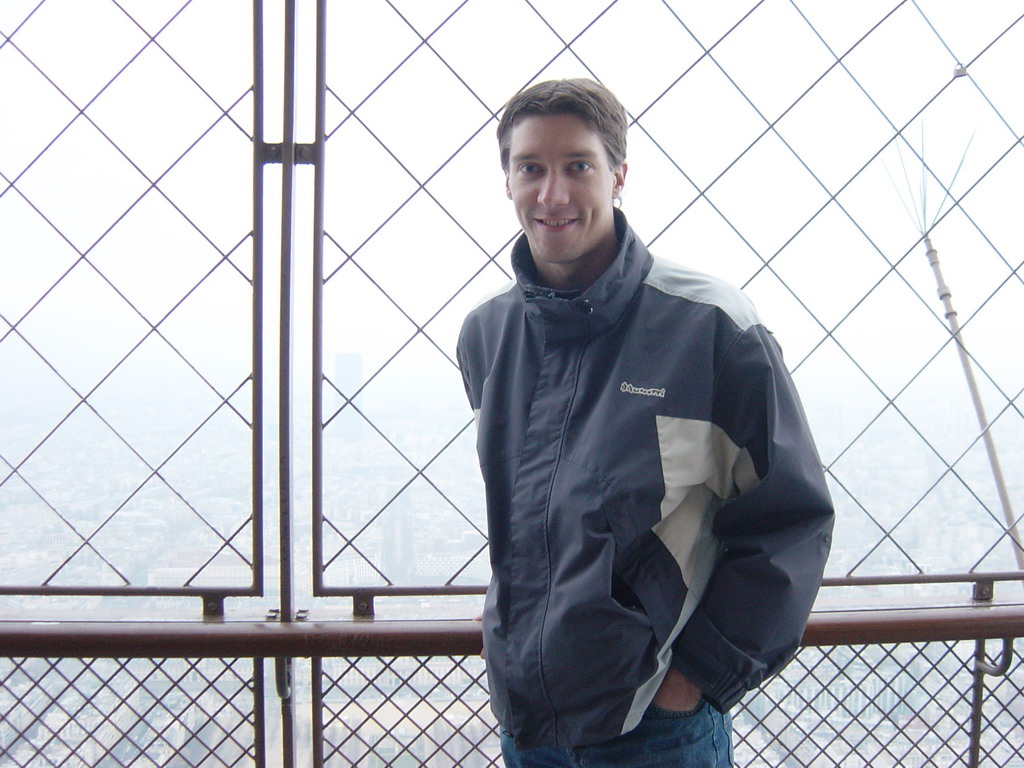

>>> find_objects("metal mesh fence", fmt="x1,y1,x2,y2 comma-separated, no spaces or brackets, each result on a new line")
315,640,1024,768
980,637,1024,768
316,0,1024,600
317,655,499,767
735,637,1024,766
0,0,259,602
738,642,975,767
0,639,1019,767
0,656,261,767
3,0,1021,603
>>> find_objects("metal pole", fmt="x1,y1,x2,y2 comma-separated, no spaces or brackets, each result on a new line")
278,0,298,765
925,237,1024,574
309,3,327,761
279,0,297,633
250,0,265,606
311,656,325,768
310,0,327,600
969,638,986,768
253,658,268,768
968,637,1015,767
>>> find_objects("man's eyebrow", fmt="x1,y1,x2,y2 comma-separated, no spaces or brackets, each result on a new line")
510,149,602,162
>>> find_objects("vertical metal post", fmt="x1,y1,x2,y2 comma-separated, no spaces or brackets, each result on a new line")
250,0,265,603
279,0,297,633
968,637,1014,767
278,0,298,766
310,0,327,600
969,638,987,768
276,656,295,768
309,5,328,763
252,3,272,762
311,656,325,768
254,658,268,768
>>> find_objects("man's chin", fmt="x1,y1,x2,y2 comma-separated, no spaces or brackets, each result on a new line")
531,251,584,271
525,235,583,265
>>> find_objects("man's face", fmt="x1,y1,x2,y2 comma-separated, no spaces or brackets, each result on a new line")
505,113,626,291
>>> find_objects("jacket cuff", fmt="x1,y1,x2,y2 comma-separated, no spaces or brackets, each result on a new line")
671,603,766,712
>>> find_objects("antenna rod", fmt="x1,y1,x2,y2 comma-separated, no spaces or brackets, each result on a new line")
924,237,1024,574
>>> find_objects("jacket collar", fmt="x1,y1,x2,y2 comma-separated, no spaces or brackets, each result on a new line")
512,210,653,342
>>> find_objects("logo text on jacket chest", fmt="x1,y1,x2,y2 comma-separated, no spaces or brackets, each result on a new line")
620,381,665,398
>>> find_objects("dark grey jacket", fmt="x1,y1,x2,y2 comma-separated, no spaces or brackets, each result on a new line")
457,212,833,749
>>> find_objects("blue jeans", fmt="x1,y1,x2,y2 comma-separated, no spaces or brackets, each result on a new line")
500,700,733,767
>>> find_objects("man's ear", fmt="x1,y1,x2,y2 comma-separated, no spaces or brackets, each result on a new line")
612,162,628,199
505,174,512,199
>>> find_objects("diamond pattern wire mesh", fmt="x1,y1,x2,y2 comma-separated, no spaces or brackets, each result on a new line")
0,1,259,597
734,638,1024,767
735,642,977,767
316,642,1024,768
317,0,1024,598
0,656,260,767
979,637,1024,768
317,655,500,767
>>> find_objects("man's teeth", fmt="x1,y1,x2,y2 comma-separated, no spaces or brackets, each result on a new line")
542,219,572,226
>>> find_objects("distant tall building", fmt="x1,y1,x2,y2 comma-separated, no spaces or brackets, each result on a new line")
382,491,416,583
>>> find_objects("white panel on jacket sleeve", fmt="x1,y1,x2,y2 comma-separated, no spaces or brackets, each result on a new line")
708,420,758,494
730,440,758,493
653,485,719,586
656,415,754,512
656,416,715,517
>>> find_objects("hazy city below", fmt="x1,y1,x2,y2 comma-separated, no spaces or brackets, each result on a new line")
3,343,1021,619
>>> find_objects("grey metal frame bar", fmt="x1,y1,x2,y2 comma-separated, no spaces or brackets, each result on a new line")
250,0,266,615
277,2,299,764
311,0,328,601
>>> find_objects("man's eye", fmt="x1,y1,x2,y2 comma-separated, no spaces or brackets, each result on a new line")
519,164,540,174
570,161,591,172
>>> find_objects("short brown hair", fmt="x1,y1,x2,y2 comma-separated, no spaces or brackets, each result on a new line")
497,78,628,172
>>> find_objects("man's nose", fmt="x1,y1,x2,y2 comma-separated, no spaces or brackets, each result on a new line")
538,172,569,206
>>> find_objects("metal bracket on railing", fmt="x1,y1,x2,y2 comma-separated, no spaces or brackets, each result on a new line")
257,142,319,165
275,656,292,700
203,595,225,618
972,579,994,601
353,592,375,617
976,638,1014,678
294,143,318,164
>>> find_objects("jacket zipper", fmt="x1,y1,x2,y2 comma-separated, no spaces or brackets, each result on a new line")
535,338,589,743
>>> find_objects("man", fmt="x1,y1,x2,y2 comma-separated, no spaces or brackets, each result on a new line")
457,78,834,767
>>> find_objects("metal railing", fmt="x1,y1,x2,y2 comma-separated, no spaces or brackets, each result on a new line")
1,597,1022,767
